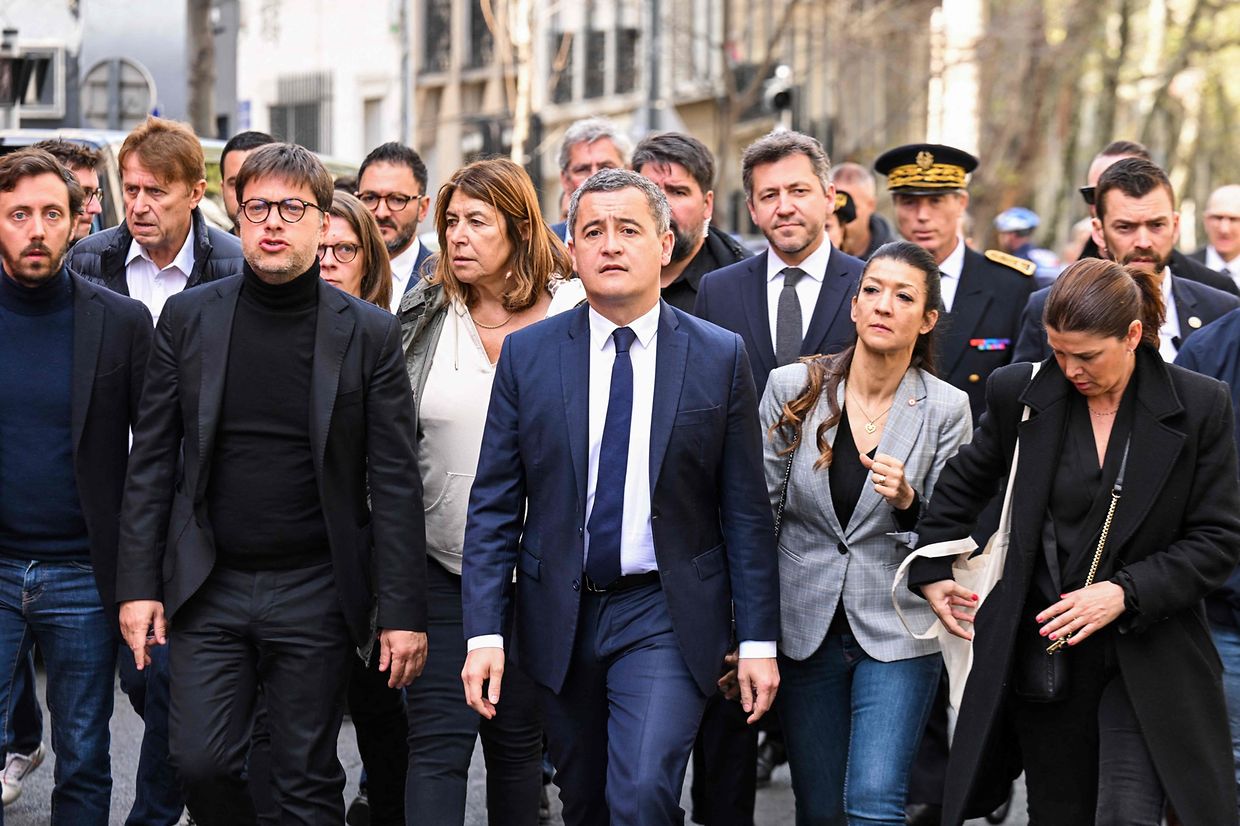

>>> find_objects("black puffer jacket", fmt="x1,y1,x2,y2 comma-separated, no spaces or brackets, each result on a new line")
67,207,245,296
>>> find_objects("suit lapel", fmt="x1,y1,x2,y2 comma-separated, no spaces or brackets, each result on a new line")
940,252,991,376
740,253,777,378
195,279,242,499
801,250,856,357
70,281,104,455
812,381,848,541
1171,277,1197,348
650,302,687,492
1013,367,1070,590
309,283,356,475
845,370,927,537
561,305,591,512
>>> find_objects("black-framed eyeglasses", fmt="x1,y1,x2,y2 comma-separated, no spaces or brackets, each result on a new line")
318,242,359,263
1078,186,1096,207
80,188,103,207
356,191,423,212
239,197,325,224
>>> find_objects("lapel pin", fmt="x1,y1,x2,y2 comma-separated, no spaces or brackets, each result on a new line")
1188,316,1203,329
908,397,917,406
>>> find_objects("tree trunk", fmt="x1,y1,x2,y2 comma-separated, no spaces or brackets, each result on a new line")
187,0,216,136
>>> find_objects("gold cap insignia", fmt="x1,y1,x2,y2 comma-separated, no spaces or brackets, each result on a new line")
916,151,934,170
835,192,847,209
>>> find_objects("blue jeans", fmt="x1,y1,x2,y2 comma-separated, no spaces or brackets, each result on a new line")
118,642,185,825
7,648,42,754
1211,620,1240,809
0,558,116,825
778,633,940,826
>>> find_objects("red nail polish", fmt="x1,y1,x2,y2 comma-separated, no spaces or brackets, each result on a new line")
971,594,979,601
1049,633,1057,640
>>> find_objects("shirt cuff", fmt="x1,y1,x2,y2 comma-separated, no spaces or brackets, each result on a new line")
466,634,504,652
737,640,777,659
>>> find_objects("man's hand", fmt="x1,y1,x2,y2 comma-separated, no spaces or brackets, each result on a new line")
378,629,428,689
920,579,978,641
461,647,506,720
717,649,741,701
118,600,166,670
736,657,779,724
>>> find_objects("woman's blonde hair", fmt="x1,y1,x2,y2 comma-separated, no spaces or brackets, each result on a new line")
431,158,571,311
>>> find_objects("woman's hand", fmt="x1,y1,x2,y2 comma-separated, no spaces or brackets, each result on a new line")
860,452,915,511
1036,581,1126,647
920,579,979,640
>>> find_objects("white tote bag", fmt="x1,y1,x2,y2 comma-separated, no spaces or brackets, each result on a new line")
891,363,1038,711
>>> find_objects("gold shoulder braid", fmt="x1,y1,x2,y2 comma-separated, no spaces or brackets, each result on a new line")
985,249,1036,277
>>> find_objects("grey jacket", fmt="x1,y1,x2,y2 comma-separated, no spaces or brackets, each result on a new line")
398,278,450,423
761,362,972,662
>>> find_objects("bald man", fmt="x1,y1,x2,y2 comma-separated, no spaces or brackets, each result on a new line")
1192,185,1240,289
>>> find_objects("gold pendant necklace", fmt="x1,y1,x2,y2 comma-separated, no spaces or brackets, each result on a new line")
848,392,895,435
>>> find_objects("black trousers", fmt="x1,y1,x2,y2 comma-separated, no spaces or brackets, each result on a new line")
168,563,354,826
405,559,543,825
689,693,758,825
349,642,409,825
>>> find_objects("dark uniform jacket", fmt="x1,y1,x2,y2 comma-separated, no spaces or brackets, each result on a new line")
67,207,245,295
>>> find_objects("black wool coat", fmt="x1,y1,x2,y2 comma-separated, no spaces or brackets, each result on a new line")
910,346,1240,826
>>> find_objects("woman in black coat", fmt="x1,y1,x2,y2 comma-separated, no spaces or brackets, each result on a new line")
910,258,1240,825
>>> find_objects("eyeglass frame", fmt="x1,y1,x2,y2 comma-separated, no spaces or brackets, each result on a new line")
355,190,426,212
1078,186,1096,207
238,197,327,224
79,188,104,208
317,242,360,264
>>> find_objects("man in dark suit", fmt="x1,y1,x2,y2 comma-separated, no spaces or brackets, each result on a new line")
116,143,427,826
67,117,245,324
695,130,865,397
875,143,1036,422
460,169,780,826
1191,184,1240,288
356,142,435,311
0,148,152,824
1015,158,1240,364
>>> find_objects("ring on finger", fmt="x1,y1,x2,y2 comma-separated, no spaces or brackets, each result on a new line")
876,474,887,484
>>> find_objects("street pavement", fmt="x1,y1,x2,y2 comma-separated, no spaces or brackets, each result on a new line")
7,672,1025,825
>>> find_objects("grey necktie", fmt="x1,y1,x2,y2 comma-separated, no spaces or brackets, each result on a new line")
775,267,806,366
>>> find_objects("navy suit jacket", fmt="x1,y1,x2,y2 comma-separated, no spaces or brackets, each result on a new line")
461,301,780,696
406,243,434,291
692,247,864,395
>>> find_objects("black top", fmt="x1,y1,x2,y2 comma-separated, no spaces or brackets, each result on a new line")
0,270,89,561
208,262,331,570
1036,375,1137,603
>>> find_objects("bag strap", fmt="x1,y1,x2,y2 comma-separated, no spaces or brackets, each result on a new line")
774,434,798,539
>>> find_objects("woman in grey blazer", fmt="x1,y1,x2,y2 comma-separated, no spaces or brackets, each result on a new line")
760,241,972,825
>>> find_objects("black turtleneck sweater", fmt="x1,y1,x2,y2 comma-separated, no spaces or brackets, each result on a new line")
208,263,330,570
0,269,89,561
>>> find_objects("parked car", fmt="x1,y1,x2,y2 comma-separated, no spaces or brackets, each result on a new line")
0,128,358,233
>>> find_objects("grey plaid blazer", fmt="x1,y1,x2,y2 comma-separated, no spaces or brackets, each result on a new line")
760,362,972,662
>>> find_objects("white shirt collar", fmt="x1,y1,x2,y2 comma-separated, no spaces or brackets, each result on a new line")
588,301,661,352
1206,246,1240,275
938,235,966,280
389,238,422,280
1159,266,1174,303
125,224,196,275
765,235,832,283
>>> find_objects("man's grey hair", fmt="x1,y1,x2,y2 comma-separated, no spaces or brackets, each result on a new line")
567,168,670,237
558,117,632,173
741,130,831,201
831,162,875,196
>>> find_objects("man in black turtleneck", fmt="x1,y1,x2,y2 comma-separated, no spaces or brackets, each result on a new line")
0,148,152,822
117,143,427,826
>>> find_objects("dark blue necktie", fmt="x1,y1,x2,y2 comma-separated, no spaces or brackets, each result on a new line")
585,326,637,588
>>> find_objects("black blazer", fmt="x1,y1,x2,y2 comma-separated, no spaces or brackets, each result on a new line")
910,349,1240,826
1013,273,1240,363
938,248,1036,420
115,274,426,644
57,272,154,632
693,247,864,395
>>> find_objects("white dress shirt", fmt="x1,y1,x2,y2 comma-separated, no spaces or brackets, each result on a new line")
468,298,775,659
937,236,967,313
388,239,423,314
1205,246,1240,290
125,226,194,325
765,236,831,348
1158,267,1181,363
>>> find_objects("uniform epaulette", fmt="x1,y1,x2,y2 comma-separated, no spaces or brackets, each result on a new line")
984,249,1036,277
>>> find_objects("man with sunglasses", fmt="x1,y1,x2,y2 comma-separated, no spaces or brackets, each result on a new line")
117,143,427,825
356,142,433,312
67,117,244,326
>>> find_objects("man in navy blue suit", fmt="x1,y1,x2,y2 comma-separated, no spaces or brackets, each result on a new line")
694,130,865,397
461,169,780,826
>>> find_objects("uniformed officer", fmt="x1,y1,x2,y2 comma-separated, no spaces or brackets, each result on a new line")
994,206,1061,287
874,143,1036,420
824,189,857,250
